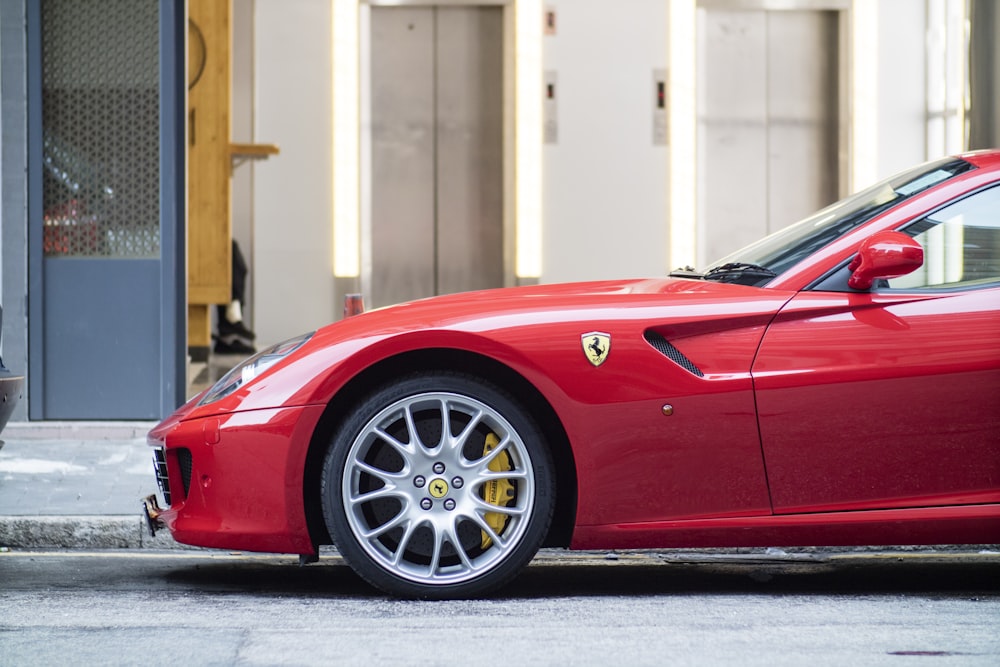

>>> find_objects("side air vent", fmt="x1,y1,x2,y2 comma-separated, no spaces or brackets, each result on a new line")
643,331,705,377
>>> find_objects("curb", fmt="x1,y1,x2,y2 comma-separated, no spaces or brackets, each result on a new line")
0,515,191,550
2,421,156,441
2,514,997,557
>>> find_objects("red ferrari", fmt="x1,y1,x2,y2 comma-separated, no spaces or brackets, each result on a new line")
146,150,1000,598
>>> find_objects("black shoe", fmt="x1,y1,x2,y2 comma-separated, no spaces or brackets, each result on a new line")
219,319,256,341
214,336,256,356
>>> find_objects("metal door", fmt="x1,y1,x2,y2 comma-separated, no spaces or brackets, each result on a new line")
697,7,841,265
28,0,185,419
368,6,504,309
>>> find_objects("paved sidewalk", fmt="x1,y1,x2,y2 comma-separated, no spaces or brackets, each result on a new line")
0,422,184,549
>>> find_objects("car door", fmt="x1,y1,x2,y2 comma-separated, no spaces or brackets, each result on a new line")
752,185,1000,514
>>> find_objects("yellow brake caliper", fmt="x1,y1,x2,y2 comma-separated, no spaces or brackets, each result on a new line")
481,432,515,549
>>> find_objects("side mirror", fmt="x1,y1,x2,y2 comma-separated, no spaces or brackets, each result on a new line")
847,231,924,290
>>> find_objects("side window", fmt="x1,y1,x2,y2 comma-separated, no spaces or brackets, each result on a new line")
889,185,1000,289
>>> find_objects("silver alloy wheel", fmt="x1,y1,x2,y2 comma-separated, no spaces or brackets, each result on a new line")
341,391,535,586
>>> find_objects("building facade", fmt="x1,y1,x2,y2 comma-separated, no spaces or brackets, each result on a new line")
1,0,995,421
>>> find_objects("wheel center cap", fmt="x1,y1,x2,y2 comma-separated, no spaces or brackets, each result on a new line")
428,478,449,498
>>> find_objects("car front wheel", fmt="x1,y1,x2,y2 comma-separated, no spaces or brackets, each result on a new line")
321,373,555,599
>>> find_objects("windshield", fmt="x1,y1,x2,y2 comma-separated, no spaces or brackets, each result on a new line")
697,157,974,286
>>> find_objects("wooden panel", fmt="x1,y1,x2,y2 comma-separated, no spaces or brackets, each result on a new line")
188,0,232,309
188,303,212,348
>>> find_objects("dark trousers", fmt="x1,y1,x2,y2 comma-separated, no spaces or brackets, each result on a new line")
217,240,248,322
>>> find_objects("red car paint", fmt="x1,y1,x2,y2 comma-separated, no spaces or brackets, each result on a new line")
149,151,1000,556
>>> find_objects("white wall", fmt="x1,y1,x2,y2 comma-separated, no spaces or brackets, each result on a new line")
244,0,952,330
875,0,928,180
232,0,256,329
541,0,668,284
253,0,335,345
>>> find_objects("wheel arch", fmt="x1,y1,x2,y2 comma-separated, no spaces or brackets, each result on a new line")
302,347,578,550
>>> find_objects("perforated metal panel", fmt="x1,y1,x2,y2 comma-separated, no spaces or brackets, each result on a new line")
41,0,160,258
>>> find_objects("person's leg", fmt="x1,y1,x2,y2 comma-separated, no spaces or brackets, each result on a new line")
215,240,256,353
231,239,247,305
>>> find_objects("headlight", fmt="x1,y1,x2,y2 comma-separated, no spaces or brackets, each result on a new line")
199,332,314,406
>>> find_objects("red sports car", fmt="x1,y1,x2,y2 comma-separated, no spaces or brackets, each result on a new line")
146,150,1000,599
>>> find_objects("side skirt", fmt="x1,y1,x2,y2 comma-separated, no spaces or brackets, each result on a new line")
570,504,1000,550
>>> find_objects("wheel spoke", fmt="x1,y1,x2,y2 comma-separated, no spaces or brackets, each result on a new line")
474,434,513,469
350,483,402,505
351,458,408,485
467,510,508,549
357,505,409,541
427,527,444,576
373,426,415,460
471,495,527,517
402,403,424,451
443,522,475,571
423,521,474,577
390,519,420,567
448,405,484,452
435,398,449,448
478,469,529,482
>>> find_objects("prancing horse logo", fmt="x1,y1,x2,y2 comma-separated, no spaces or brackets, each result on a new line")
581,332,611,367
429,478,449,498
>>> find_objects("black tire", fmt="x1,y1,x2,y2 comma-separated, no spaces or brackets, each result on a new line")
320,372,555,599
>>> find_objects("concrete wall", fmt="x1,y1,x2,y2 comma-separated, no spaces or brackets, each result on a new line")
245,0,951,343
232,0,256,330
875,1,927,179
247,0,670,335
541,0,669,283
252,0,335,345
0,0,976,419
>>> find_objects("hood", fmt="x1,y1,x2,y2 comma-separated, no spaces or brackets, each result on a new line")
316,277,775,342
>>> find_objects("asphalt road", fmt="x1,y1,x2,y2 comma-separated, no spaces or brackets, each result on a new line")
1,549,998,666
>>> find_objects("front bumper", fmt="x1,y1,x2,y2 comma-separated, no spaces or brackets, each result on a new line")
145,403,326,554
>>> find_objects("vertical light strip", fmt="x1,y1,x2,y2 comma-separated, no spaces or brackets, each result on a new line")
851,0,878,192
945,0,967,154
515,0,542,278
926,0,946,158
668,0,697,270
333,0,360,277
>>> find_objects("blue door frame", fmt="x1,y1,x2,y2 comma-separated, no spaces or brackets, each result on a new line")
27,0,186,419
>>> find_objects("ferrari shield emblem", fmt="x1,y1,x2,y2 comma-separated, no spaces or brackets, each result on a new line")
581,332,611,367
